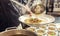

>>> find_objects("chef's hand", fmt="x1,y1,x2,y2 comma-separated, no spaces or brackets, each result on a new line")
25,5,33,16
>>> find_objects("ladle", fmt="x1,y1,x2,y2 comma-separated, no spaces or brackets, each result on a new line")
10,0,33,16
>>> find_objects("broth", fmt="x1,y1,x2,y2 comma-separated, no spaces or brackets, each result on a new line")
11,34,28,36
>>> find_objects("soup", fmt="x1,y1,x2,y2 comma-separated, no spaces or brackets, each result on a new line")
25,18,42,24
11,34,28,36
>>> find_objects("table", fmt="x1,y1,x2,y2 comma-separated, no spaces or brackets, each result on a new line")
55,17,60,23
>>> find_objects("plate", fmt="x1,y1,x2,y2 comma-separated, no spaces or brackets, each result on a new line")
26,23,60,36
19,14,55,26
56,23,60,33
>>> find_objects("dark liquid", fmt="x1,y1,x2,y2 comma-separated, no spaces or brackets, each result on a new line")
11,34,28,36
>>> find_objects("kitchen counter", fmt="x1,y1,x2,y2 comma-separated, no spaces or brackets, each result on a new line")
47,12,60,23
55,17,60,23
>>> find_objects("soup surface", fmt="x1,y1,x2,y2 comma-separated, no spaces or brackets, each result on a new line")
25,18,42,24
11,34,28,36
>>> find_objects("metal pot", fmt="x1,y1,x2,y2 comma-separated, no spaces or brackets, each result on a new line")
31,4,45,14
0,29,37,36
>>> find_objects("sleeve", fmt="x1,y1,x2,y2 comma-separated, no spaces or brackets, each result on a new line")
0,0,20,32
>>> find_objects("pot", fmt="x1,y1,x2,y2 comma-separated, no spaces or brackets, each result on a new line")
0,29,37,36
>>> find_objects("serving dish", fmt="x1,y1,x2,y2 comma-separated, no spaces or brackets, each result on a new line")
19,14,55,26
